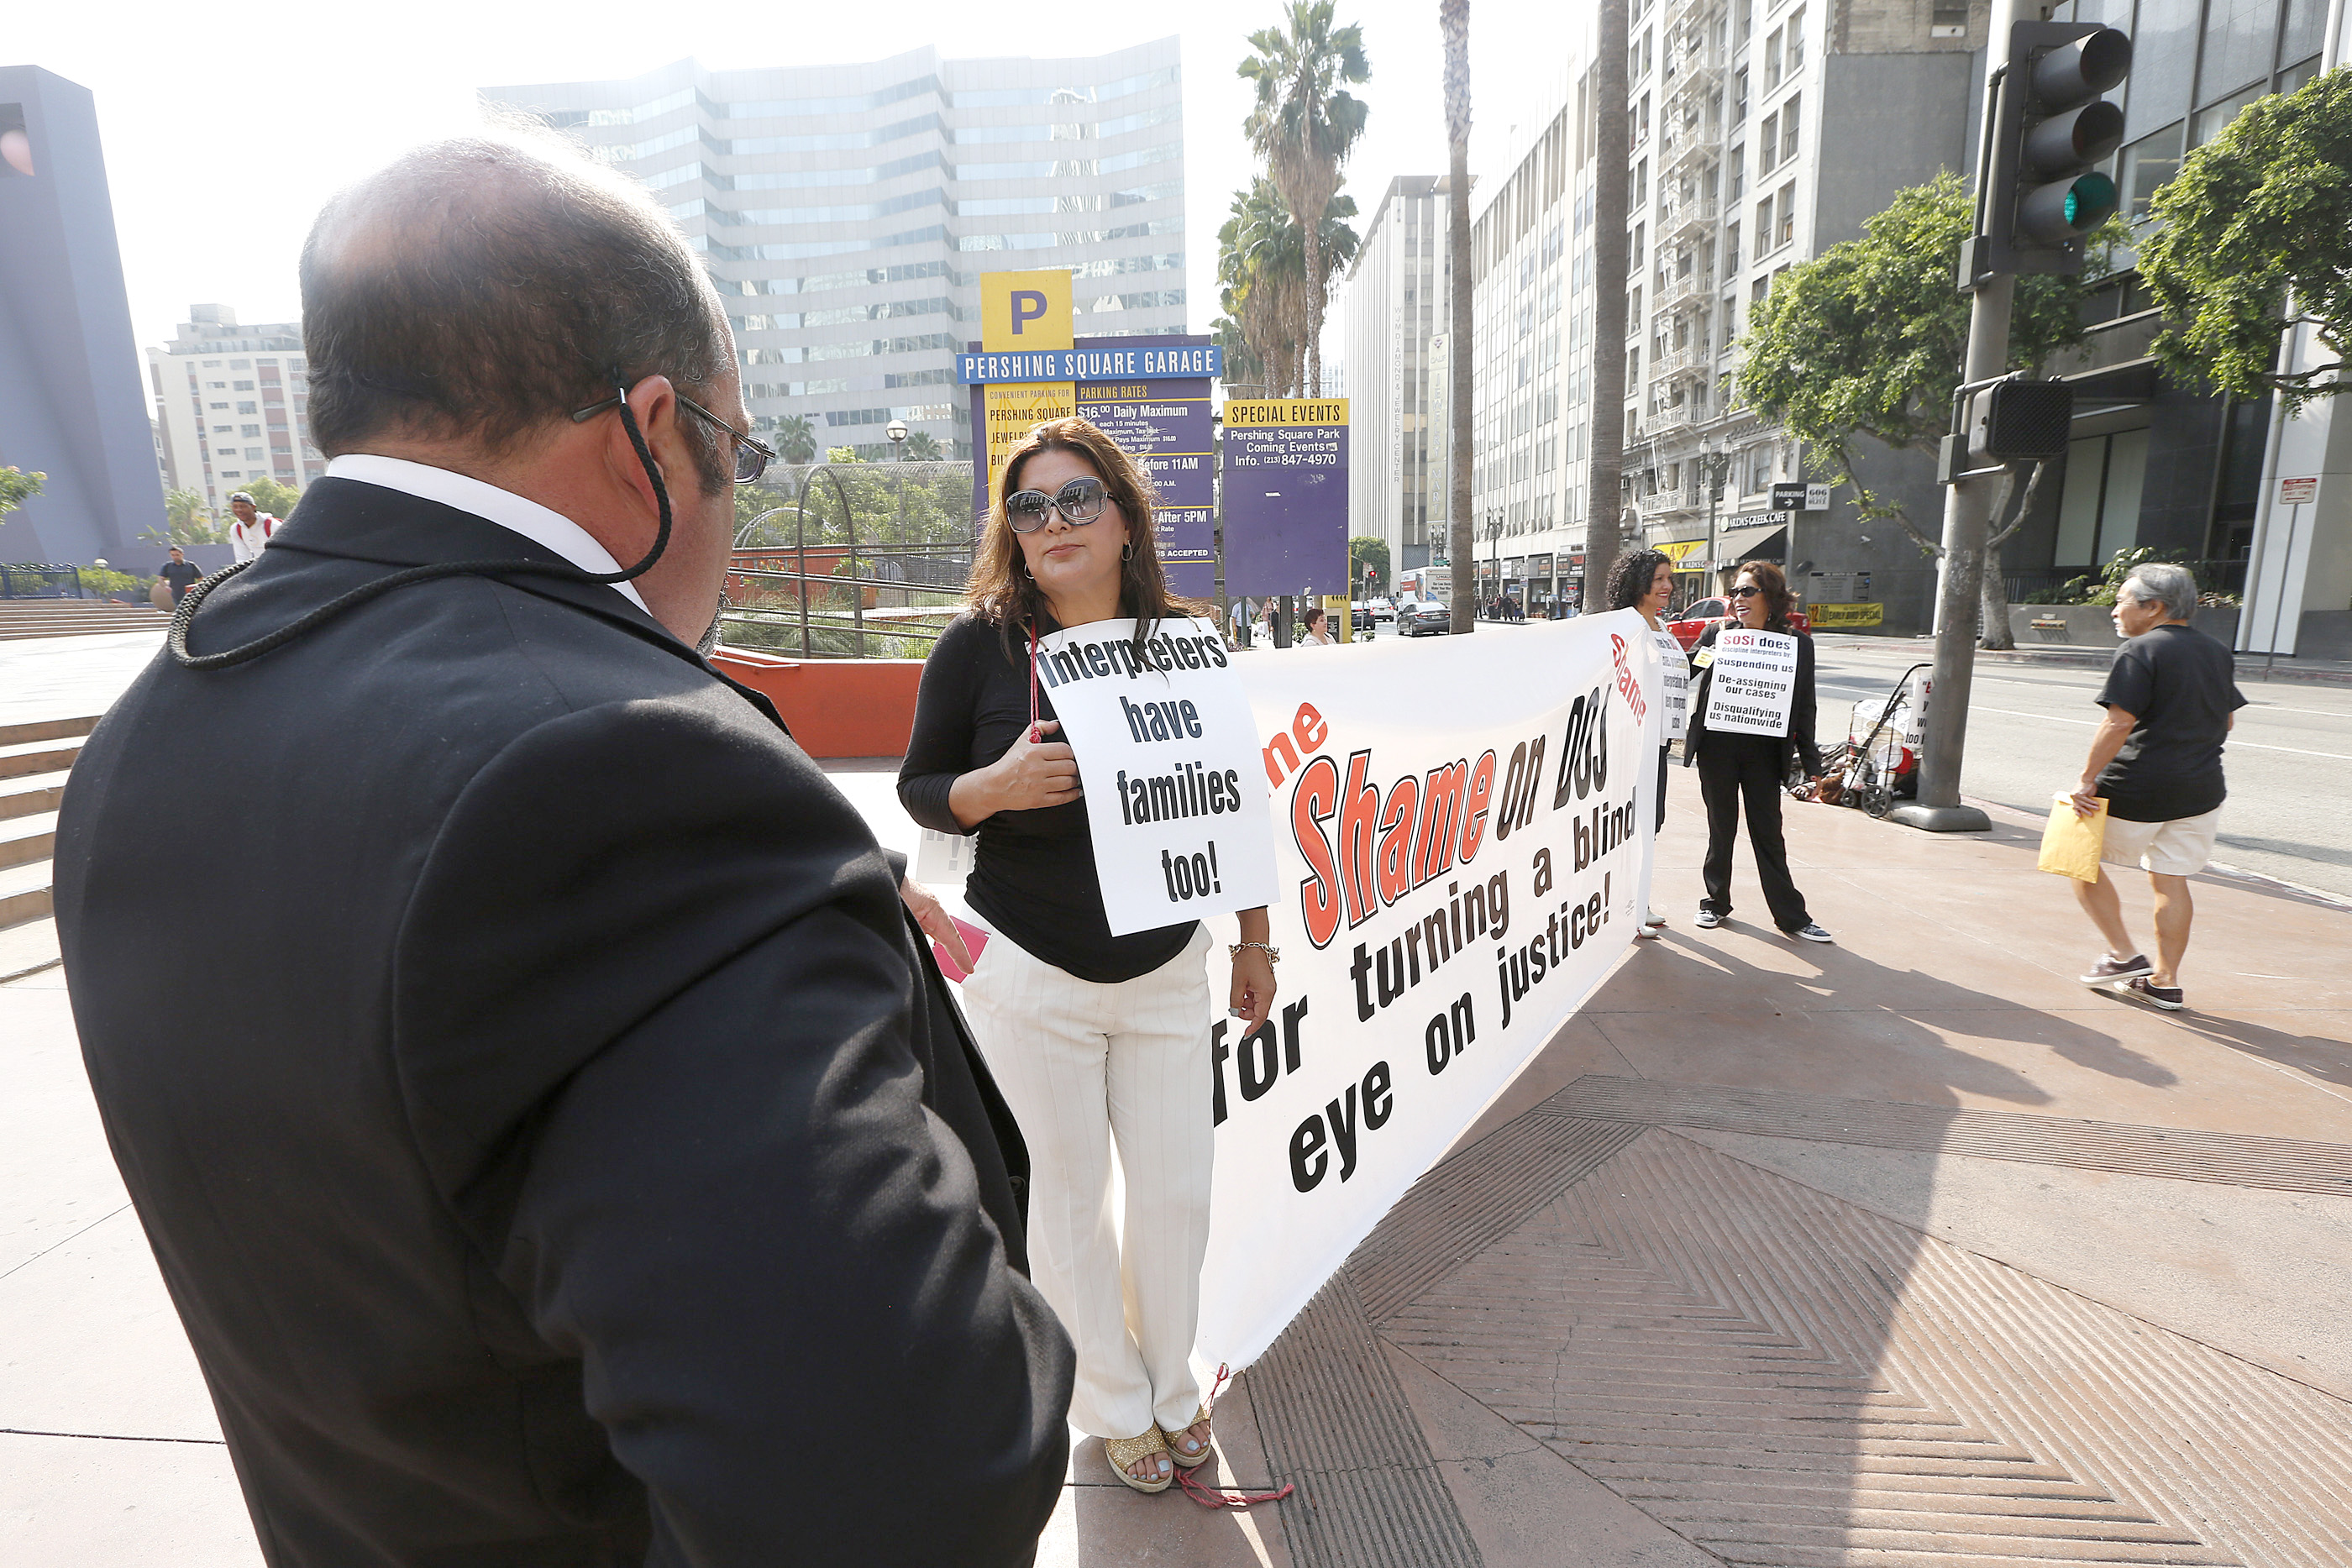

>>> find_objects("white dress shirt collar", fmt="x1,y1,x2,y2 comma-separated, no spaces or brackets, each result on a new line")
323,454,650,613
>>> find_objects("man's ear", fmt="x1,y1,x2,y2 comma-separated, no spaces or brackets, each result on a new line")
607,375,680,518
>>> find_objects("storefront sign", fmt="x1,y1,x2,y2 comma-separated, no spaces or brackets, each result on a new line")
1809,602,1885,628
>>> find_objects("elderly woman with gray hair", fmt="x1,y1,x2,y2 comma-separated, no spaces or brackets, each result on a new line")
2068,561,2245,1011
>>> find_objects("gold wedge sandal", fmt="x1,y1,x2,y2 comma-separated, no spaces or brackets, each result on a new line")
1105,1427,1174,1493
1163,1405,1214,1469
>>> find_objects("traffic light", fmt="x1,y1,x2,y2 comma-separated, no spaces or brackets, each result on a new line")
1966,22,2131,281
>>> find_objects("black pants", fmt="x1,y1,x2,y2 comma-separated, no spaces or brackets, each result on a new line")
1655,743,1670,833
1697,734,1811,931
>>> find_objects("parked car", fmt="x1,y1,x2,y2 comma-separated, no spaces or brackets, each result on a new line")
1667,597,1812,651
1399,600,1453,637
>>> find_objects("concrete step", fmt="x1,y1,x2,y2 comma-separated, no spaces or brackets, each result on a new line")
0,811,55,871
0,715,99,748
0,915,60,983
0,857,51,929
1,769,69,822
0,737,86,782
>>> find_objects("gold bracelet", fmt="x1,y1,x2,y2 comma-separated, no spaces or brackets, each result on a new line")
1229,941,1281,963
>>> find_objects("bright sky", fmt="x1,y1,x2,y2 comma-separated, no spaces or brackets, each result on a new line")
17,0,1578,359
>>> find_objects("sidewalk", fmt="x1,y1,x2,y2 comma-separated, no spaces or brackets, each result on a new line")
1815,630,2352,685
8,713,2350,1563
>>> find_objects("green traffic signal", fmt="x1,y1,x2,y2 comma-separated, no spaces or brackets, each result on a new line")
2019,170,2118,243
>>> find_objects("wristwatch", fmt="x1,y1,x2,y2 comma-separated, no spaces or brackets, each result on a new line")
1229,941,1281,963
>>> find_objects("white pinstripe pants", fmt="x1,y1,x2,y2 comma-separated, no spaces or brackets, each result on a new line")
960,924,1214,1440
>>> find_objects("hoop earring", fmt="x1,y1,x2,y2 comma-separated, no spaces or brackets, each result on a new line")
1121,541,1135,563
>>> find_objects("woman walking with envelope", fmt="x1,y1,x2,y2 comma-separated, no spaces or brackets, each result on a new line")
899,418,1278,1492
1684,562,1834,944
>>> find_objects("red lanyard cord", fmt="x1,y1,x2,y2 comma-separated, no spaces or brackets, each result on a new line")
1026,623,1042,743
1172,1364,1294,1510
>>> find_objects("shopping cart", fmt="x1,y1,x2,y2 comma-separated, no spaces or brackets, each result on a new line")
1792,663,1929,818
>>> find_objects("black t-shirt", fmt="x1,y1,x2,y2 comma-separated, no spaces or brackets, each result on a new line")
2095,622,2246,822
899,611,1195,983
160,559,202,597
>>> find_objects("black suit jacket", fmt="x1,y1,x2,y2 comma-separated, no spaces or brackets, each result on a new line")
55,478,1073,1567
1683,618,1825,776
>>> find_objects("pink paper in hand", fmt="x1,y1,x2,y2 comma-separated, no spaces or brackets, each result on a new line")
932,917,990,983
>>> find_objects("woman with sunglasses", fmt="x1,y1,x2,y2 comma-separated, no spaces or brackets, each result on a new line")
899,418,1278,1494
1683,562,1834,943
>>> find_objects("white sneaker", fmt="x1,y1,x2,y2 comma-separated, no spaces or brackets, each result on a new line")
1694,908,1723,930
1788,922,1835,944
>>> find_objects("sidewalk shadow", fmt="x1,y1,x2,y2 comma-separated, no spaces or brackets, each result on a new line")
1641,922,2178,1093
2157,1009,2352,1091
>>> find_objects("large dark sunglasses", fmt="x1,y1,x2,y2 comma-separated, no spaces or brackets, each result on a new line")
1005,477,1109,532
570,390,777,485
1729,585,1765,597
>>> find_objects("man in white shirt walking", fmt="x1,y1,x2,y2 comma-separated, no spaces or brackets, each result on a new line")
226,492,280,563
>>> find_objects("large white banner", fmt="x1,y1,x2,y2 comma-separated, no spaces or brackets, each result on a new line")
1032,616,1281,936
1192,611,1663,1368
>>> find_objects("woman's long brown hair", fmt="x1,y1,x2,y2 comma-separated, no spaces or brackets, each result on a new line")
966,416,1210,662
1734,560,1801,632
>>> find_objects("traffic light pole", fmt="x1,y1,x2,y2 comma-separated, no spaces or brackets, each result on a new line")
1893,0,2022,835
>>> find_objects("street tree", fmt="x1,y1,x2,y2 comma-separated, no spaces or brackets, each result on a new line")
140,487,230,549
239,476,303,518
1442,0,1478,634
1348,533,1390,595
1578,0,1631,618
2141,66,2352,411
0,465,46,522
902,430,943,461
1240,0,1370,397
1215,178,1358,397
1737,171,2113,647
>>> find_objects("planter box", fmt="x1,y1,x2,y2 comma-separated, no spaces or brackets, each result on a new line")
2007,603,2240,648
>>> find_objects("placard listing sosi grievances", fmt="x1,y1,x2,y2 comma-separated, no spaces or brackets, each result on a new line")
1032,616,1280,936
1699,627,1798,737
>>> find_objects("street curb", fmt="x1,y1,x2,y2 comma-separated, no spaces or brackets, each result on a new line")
1814,636,2352,686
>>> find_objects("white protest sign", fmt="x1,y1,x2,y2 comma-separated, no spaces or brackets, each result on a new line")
1192,612,1662,1369
1033,616,1280,936
1698,627,1798,737
1651,626,1690,741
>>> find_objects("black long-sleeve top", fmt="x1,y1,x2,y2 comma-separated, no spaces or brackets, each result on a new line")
1684,618,1825,776
900,611,1196,983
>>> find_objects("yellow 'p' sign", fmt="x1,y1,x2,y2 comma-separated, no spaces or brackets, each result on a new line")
980,270,1074,354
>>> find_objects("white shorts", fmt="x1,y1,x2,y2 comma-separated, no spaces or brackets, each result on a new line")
2100,808,2222,877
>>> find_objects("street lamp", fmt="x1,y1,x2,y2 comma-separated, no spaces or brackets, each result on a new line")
1488,511,1504,619
1698,440,1733,606
885,418,908,459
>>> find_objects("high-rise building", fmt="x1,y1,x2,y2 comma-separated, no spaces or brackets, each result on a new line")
146,307,326,509
1472,0,1988,624
0,67,165,565
486,40,1187,461
1335,175,1460,574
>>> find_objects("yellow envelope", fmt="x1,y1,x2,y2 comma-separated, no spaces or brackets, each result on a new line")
2038,793,2108,883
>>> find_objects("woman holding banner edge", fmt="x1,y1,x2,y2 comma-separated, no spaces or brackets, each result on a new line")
1683,562,1835,944
898,417,1278,1493
1609,548,1684,938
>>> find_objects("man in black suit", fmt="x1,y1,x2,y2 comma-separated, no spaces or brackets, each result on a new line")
55,134,1073,1566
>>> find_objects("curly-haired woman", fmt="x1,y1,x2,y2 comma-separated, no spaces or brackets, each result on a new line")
898,418,1277,1492
1609,548,1684,937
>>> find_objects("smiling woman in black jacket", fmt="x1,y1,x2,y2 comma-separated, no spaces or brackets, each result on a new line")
1685,562,1834,944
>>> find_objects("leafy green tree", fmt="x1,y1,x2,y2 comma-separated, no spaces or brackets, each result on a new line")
2141,67,2352,410
1348,534,1390,594
1215,177,1358,398
901,430,943,460
238,476,303,517
0,465,43,521
1738,172,2115,645
142,487,231,549
1240,0,1370,396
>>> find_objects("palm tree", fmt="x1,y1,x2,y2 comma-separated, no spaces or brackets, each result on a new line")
902,430,942,461
1217,178,1360,398
1442,0,1475,634
1240,0,1370,397
773,414,819,466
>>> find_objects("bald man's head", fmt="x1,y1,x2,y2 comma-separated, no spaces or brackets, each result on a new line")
301,133,732,482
